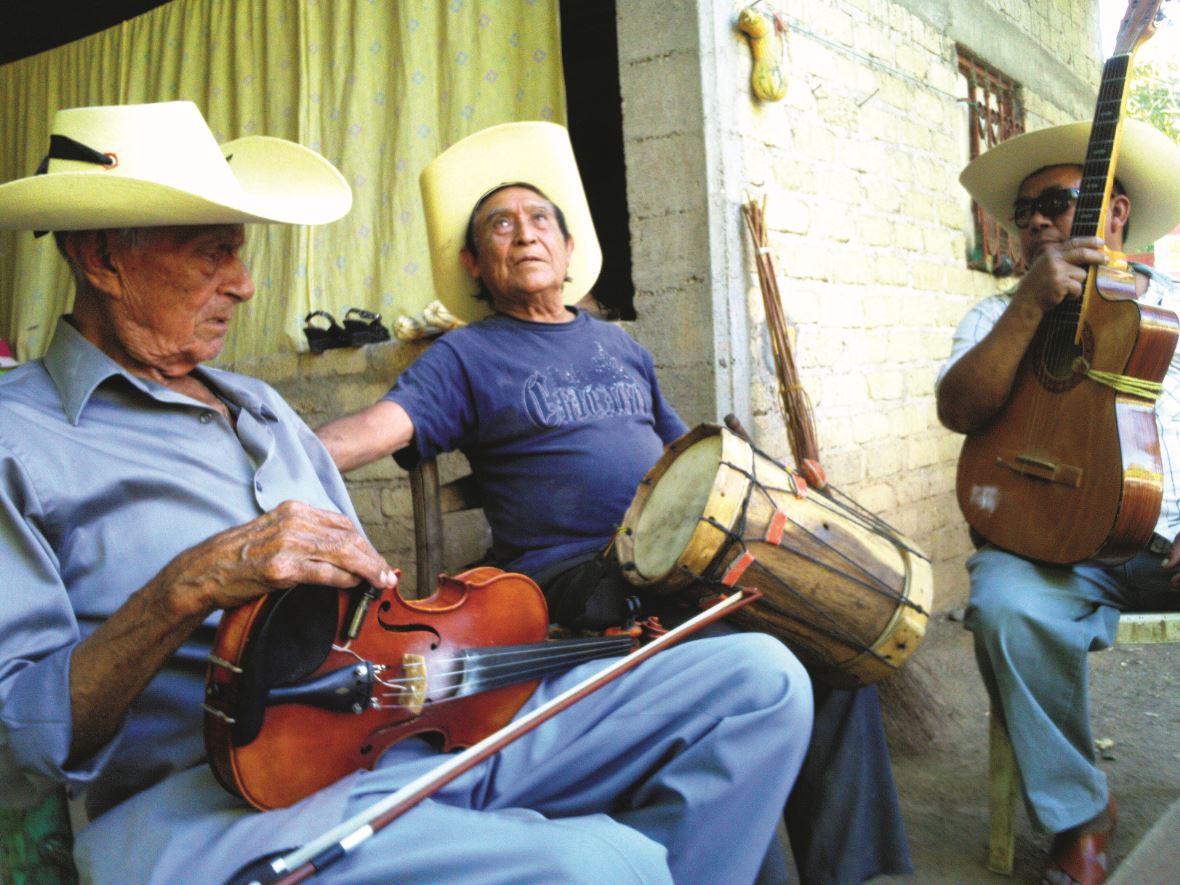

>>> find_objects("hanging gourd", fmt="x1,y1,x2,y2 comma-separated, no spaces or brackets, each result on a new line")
738,5,787,102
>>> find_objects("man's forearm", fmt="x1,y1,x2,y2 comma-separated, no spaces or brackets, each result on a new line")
66,500,399,765
67,574,208,766
937,300,1045,433
316,400,414,472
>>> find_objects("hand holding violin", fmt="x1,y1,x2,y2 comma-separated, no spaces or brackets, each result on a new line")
204,566,639,811
158,500,398,618
68,501,395,767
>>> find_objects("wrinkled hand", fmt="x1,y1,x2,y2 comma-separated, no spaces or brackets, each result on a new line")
157,500,398,617
1012,236,1107,315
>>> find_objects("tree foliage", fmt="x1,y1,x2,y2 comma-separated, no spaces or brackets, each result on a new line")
1128,57,1180,143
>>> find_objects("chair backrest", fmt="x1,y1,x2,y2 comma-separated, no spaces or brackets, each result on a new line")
408,456,483,598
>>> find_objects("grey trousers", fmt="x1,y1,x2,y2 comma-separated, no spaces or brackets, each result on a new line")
536,552,913,884
964,544,1179,833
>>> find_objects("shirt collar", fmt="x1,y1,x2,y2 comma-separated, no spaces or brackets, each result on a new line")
43,318,129,426
42,318,278,426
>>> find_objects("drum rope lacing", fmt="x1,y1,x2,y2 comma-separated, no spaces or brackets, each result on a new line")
679,457,929,668
714,457,927,611
742,436,927,561
689,557,898,669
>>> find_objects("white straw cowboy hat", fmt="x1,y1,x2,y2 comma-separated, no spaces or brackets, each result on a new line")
0,101,351,232
960,119,1180,252
418,121,602,323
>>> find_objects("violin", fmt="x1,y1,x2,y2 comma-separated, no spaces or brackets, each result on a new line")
203,567,635,811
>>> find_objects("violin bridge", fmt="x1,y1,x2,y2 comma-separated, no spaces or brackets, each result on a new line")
399,654,427,715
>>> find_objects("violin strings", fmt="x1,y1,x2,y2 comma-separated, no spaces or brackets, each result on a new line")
331,637,634,707
370,642,634,711
335,635,630,673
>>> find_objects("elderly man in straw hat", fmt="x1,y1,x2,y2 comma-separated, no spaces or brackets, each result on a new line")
0,102,812,884
937,119,1180,885
317,121,913,885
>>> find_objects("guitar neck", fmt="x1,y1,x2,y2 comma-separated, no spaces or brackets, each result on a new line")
1064,48,1142,343
1071,53,1134,242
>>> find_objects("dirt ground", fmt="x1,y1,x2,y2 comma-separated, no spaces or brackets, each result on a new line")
866,613,1180,884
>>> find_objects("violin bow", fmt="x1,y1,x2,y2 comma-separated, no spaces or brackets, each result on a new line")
228,588,762,885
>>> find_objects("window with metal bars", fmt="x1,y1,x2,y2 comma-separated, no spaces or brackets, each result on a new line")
958,47,1025,276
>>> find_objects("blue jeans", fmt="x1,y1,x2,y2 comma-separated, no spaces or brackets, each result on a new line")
964,545,1179,833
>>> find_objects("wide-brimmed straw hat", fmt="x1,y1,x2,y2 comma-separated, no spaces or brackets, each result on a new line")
418,121,602,323
959,119,1180,252
0,101,351,232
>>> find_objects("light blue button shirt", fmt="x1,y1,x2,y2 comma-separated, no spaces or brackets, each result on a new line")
0,319,359,819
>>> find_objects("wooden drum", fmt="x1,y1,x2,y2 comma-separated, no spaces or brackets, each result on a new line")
615,424,932,687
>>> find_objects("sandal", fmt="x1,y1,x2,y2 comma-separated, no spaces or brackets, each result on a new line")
1042,795,1116,885
303,310,350,353
343,308,390,346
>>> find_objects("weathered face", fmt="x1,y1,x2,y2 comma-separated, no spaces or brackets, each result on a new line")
1015,165,1084,263
105,224,254,376
461,186,573,304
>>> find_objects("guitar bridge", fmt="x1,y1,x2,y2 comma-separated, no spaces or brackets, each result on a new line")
995,452,1083,487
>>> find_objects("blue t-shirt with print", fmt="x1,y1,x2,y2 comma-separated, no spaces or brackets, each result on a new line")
386,309,688,574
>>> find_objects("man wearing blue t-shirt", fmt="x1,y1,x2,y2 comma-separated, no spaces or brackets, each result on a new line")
316,122,912,884
320,178,684,626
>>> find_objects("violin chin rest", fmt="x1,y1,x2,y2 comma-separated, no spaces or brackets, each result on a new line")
228,585,340,747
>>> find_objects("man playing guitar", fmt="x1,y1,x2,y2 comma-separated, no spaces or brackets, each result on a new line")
937,119,1180,885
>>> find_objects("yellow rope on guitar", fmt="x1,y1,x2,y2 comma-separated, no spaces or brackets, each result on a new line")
1084,368,1164,400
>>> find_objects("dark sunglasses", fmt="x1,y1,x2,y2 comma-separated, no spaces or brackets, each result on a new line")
1012,186,1081,229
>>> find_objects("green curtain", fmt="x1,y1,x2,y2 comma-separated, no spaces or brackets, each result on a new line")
0,0,566,362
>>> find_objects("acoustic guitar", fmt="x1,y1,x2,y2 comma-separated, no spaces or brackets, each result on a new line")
956,0,1178,564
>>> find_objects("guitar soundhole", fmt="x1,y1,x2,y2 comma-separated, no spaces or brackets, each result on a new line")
1033,321,1093,393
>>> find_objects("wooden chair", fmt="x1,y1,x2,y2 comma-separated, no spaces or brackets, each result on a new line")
986,610,1180,874
407,455,485,599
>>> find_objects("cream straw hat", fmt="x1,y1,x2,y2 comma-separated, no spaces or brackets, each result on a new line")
418,121,602,323
0,101,351,232
959,119,1180,252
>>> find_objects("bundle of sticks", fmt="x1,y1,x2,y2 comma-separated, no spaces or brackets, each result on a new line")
740,194,822,479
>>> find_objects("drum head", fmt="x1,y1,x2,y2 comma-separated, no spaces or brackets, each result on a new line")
632,433,723,580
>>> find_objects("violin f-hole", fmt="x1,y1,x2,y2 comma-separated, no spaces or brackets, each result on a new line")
376,604,443,649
